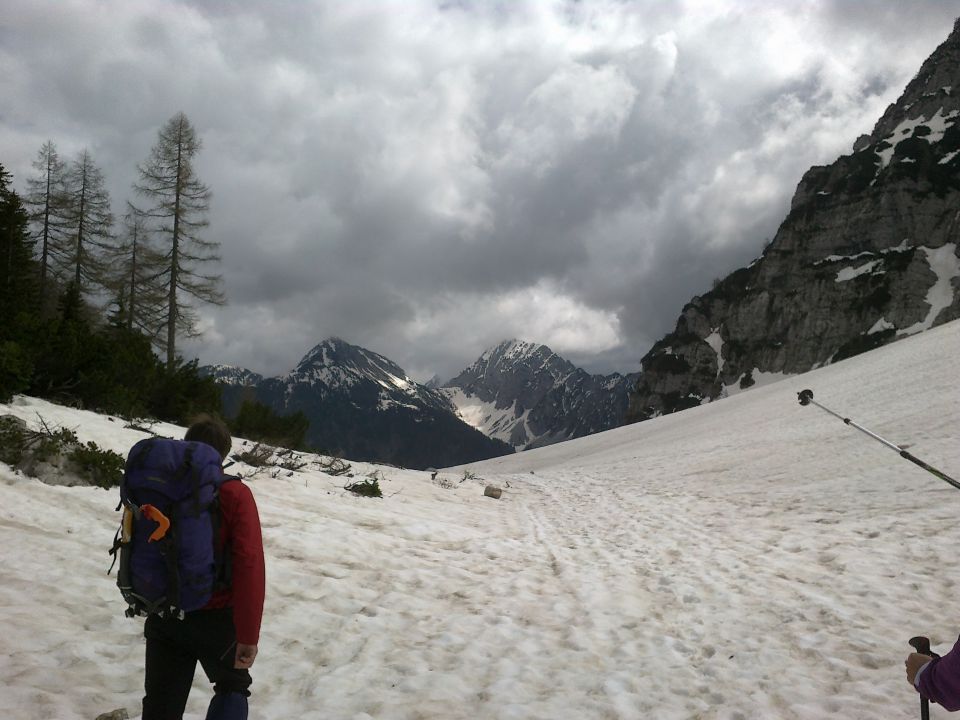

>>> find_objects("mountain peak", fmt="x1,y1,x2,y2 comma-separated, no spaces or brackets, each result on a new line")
200,364,264,386
867,17,960,145
443,340,638,451
297,336,351,367
485,339,548,362
290,337,415,394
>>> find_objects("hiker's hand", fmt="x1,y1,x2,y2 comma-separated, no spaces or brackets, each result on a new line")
906,652,932,687
235,643,258,669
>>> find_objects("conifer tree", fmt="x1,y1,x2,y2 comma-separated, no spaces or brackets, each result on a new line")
0,163,36,321
60,149,114,296
0,162,39,400
109,202,166,337
24,141,68,307
135,112,225,368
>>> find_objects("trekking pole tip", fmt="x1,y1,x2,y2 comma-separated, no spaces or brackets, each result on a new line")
797,389,813,406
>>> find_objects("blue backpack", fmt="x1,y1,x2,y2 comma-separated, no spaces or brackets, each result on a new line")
111,438,231,618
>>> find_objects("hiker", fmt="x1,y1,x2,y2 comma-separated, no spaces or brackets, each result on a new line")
906,637,960,711
140,415,266,720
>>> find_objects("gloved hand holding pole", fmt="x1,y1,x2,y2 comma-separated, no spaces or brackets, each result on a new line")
908,637,939,720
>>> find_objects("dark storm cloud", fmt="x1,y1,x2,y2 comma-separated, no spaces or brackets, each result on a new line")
2,1,957,381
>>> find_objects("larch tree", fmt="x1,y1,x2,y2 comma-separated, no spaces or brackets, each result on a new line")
60,149,114,296
109,202,167,336
24,141,68,307
134,112,224,369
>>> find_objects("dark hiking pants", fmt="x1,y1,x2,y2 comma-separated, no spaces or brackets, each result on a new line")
142,607,252,720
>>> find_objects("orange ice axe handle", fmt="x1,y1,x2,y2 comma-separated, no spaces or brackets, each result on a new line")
140,504,170,542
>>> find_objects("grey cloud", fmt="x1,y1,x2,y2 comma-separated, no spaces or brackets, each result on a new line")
3,1,958,383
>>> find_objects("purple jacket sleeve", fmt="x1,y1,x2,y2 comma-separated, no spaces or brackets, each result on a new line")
919,635,960,711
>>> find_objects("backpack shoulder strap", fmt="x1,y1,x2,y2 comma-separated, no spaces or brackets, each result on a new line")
210,475,241,589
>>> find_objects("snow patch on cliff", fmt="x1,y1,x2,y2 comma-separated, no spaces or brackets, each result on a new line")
704,329,725,375
898,244,960,336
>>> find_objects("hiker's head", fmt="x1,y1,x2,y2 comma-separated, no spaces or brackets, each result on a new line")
184,414,232,461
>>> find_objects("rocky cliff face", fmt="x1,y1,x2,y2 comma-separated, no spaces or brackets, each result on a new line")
444,340,639,450
207,338,513,469
629,19,960,421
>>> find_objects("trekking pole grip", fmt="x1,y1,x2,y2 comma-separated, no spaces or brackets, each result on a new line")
909,636,933,720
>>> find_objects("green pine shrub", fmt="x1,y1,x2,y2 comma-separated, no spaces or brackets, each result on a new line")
0,415,121,488
68,441,125,489
345,476,383,498
0,416,27,466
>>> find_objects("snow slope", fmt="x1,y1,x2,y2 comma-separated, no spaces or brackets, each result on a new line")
2,320,959,719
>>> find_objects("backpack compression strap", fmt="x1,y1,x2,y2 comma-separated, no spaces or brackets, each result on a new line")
141,505,170,541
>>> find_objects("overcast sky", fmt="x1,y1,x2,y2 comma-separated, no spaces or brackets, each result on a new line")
1,1,957,381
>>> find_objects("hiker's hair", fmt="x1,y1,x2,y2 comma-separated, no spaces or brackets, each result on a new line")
184,413,232,461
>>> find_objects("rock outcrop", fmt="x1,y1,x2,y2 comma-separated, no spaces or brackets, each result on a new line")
628,19,960,420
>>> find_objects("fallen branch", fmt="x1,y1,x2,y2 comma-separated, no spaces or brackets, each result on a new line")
318,456,352,476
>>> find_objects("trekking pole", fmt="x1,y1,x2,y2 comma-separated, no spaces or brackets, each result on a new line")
797,389,960,491
909,636,939,720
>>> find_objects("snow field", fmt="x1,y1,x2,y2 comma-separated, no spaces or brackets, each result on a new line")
0,320,958,718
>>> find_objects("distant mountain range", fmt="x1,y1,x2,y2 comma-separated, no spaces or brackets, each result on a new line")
205,338,513,470
205,337,639,466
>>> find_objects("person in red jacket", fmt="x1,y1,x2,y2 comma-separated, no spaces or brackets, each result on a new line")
141,415,266,720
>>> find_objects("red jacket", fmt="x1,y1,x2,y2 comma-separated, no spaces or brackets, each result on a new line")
205,478,265,645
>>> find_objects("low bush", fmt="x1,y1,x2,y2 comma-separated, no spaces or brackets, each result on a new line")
345,476,382,498
0,415,122,487
68,441,125,489
0,415,27,466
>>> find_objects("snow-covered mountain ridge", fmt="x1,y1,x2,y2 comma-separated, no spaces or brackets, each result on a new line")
202,364,264,387
209,339,417,395
285,338,433,404
210,338,452,414
207,337,641,460
204,338,512,469
442,339,639,451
